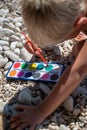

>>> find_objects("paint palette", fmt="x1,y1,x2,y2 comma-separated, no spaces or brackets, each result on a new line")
6,61,65,82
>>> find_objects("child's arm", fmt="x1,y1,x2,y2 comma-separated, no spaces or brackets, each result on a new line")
10,41,87,130
38,40,87,117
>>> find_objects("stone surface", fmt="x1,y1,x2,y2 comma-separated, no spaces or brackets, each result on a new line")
63,96,74,111
18,88,32,105
0,57,8,68
0,1,87,130
20,47,33,61
39,83,51,95
4,51,19,61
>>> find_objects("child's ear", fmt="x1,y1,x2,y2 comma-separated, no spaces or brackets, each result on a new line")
75,17,87,28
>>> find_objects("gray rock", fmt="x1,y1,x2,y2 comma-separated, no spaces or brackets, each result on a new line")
0,46,2,51
10,41,18,51
18,88,32,105
0,102,6,115
9,35,20,42
54,45,63,55
0,57,8,68
0,18,3,24
39,83,51,95
72,86,87,97
0,54,3,59
3,46,10,51
13,17,23,23
14,48,20,55
16,42,23,48
73,108,81,116
15,22,22,27
63,96,74,111
21,47,33,61
0,9,9,16
4,51,19,61
60,124,67,130
32,96,42,105
3,28,14,37
3,104,11,116
0,40,9,46
3,22,15,31
4,61,12,70
0,71,2,79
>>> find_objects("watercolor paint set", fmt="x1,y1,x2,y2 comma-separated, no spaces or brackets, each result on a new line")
6,61,65,82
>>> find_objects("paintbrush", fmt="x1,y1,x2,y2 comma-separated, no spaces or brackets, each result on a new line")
21,31,48,65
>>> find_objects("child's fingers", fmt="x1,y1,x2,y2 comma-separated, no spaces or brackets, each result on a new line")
15,105,27,110
24,42,35,54
75,32,87,42
29,125,35,130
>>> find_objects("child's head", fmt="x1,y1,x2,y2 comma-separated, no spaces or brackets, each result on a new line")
22,0,87,47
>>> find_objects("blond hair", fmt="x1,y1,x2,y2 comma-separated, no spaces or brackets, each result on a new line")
22,0,87,47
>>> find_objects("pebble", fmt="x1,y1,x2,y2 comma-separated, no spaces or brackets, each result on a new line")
0,46,2,51
10,41,18,51
4,51,19,61
0,57,8,68
18,88,32,105
0,71,2,79
0,102,6,115
3,46,10,51
32,96,41,105
63,96,74,111
0,55,3,59
73,108,81,116
3,28,14,36
39,83,51,95
48,124,56,130
20,47,33,61
3,22,15,31
4,61,12,70
60,124,67,130
14,48,20,55
0,40,9,46
0,9,9,16
72,86,87,97
9,35,20,42
54,45,63,56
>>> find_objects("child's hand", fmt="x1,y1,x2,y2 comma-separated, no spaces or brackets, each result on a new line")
10,105,45,130
75,32,87,42
24,41,42,55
